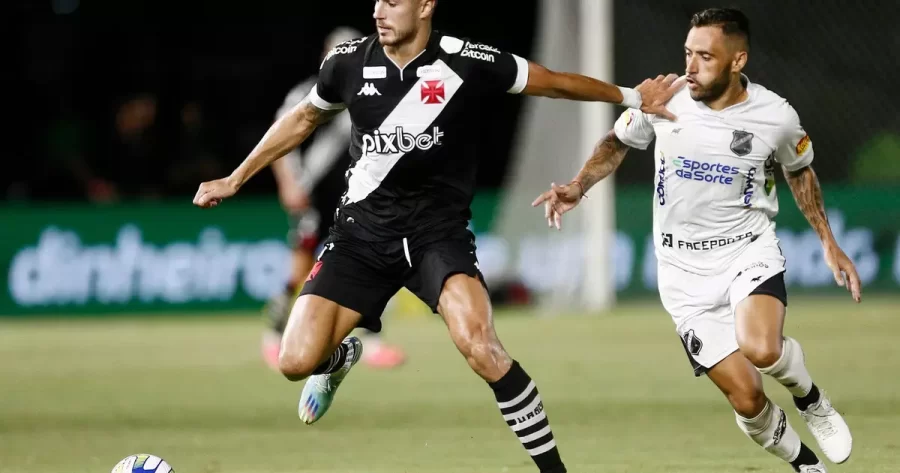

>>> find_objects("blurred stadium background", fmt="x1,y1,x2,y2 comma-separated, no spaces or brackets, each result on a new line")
4,0,898,472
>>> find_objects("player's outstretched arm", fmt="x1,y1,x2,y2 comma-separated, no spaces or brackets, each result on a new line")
521,62,685,120
783,165,862,302
531,129,630,229
193,97,340,208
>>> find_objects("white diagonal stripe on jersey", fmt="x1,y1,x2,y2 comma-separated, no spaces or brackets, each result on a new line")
526,439,557,456
344,59,463,205
497,380,536,409
503,392,543,422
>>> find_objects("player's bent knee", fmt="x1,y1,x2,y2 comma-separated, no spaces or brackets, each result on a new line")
278,349,321,381
741,341,783,369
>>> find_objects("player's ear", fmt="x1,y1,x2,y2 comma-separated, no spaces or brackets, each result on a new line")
420,0,436,19
732,50,748,73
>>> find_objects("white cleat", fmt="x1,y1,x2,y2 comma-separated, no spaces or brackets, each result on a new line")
799,391,852,464
297,336,363,425
798,462,827,473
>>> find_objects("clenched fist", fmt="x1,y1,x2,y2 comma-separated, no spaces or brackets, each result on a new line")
193,177,239,209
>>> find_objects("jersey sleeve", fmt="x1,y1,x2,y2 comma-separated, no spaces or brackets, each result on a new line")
445,36,529,95
613,109,656,150
774,105,814,171
308,47,348,111
275,78,316,119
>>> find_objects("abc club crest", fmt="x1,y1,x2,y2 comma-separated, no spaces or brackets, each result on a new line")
730,130,754,156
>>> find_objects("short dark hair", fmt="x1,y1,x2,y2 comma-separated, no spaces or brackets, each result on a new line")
690,8,750,48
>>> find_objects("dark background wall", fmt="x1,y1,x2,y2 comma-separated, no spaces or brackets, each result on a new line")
14,0,538,201
11,0,898,202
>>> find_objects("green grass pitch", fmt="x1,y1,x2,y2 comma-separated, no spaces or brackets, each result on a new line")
1,296,898,472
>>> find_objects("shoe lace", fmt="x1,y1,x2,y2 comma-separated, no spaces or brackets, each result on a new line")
800,466,825,473
313,374,333,394
804,399,838,437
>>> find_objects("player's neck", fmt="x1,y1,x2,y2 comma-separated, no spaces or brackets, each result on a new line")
703,80,749,111
383,26,432,69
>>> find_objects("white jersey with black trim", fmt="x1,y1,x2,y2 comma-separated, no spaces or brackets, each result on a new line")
613,76,814,275
308,31,529,241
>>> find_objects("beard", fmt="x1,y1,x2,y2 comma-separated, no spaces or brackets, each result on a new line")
377,25,415,46
689,69,732,102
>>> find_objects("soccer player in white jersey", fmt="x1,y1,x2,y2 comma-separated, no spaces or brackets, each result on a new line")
533,8,861,473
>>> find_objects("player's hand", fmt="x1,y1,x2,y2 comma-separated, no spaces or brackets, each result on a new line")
279,185,310,213
636,73,685,121
193,177,239,209
823,242,862,302
531,182,584,230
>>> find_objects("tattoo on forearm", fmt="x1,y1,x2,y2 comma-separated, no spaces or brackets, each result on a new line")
784,166,834,243
576,131,630,190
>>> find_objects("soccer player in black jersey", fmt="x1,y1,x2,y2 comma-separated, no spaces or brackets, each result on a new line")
194,1,683,471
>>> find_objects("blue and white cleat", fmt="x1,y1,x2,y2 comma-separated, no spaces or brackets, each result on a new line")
297,336,363,424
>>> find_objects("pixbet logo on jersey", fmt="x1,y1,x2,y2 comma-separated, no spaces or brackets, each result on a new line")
361,126,444,155
672,157,739,185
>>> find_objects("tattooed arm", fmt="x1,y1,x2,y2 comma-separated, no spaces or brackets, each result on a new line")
574,130,631,191
193,97,342,208
783,164,862,301
531,129,631,229
782,165,835,246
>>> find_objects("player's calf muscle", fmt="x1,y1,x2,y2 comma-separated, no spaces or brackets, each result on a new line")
727,384,768,418
440,275,511,382
710,353,768,417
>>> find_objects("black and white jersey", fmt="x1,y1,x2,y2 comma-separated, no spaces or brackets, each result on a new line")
309,31,529,241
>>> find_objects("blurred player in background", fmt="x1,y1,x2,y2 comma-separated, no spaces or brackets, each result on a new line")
262,26,407,371
534,8,858,473
195,1,681,471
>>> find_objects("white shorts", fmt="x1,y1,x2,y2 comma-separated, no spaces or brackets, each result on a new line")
657,231,787,376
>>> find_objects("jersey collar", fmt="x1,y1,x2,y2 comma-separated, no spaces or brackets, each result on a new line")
380,30,442,80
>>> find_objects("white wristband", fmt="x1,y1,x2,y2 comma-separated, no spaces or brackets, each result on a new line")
618,86,643,110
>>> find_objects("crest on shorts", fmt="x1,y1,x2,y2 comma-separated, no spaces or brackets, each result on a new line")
730,130,754,156
305,261,323,282
683,329,703,356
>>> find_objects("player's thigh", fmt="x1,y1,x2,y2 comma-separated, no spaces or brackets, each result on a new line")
730,238,789,365
299,237,402,334
437,273,511,381
733,274,788,367
404,234,510,372
437,273,497,343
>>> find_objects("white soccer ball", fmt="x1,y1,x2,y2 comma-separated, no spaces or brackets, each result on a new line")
111,454,174,473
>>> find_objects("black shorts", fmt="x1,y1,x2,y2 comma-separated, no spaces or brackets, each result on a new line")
298,226,487,332
680,271,788,377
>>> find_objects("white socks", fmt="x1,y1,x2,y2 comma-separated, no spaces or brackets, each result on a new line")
735,401,802,463
757,336,813,398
